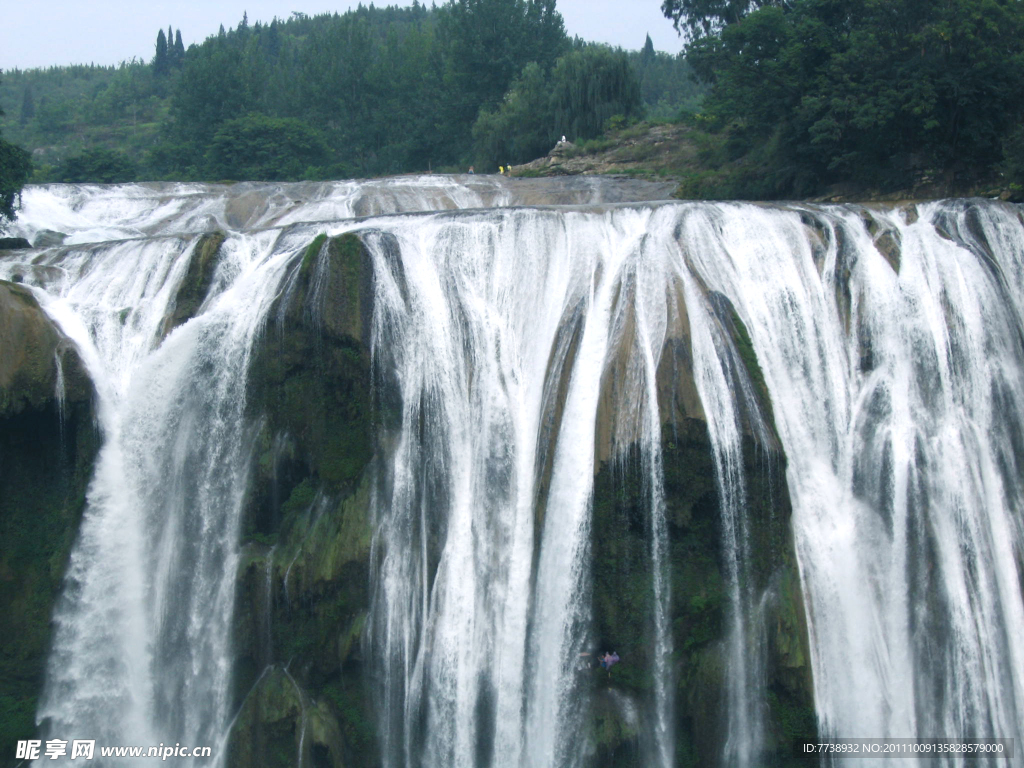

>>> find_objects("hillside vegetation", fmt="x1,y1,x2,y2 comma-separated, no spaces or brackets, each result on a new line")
2,0,1022,202
669,0,1024,199
0,3,701,185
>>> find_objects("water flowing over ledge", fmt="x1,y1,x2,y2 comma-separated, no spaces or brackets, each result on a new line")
1,178,1022,768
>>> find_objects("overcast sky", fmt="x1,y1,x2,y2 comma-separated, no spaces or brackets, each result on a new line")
0,1,683,72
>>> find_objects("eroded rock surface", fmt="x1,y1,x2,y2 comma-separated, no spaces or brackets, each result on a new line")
0,281,99,763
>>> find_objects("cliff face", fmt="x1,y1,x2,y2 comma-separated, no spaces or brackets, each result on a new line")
226,232,815,768
231,234,378,768
0,281,99,766
589,283,813,766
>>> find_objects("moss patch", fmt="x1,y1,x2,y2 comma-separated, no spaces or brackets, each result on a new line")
163,231,226,334
230,233,379,768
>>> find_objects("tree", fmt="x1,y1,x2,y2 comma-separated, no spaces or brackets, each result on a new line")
19,86,35,126
661,0,772,39
473,62,554,167
205,114,329,181
0,92,32,227
549,46,643,142
686,0,1024,195
167,28,185,70
56,148,137,184
641,34,656,67
472,46,643,168
1005,125,1024,197
154,28,170,76
173,29,185,67
439,0,569,153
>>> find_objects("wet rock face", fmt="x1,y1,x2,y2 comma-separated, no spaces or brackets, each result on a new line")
162,231,226,336
588,303,814,767
0,281,99,764
0,237,31,251
590,426,814,768
230,234,378,768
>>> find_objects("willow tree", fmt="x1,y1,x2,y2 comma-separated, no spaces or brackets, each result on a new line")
472,45,643,168
550,46,642,142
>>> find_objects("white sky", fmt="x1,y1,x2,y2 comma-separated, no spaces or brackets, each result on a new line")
0,1,684,72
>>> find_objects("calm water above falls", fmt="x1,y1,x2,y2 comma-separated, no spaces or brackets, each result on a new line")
2,179,1022,767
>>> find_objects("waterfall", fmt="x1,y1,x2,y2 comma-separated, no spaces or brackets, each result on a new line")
364,208,681,768
678,200,1024,763
3,180,1023,768
8,230,298,762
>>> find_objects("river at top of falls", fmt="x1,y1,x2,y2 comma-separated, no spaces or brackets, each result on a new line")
1,177,1022,768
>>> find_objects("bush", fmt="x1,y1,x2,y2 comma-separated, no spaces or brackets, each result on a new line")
1004,124,1024,188
56,148,137,184
205,113,329,182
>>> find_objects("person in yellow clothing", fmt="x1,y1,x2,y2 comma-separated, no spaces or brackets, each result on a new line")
499,166,505,175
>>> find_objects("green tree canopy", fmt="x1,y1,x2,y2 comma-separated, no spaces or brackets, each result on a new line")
154,28,170,77
473,62,554,167
0,90,32,227
661,0,771,39
439,0,570,151
170,28,186,69
684,0,1024,195
56,148,137,184
205,114,329,181
550,46,643,142
472,45,643,168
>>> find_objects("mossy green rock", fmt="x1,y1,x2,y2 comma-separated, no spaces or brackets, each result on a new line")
0,281,99,768
162,231,226,336
231,234,377,768
588,282,815,767
231,231,817,767
226,666,349,768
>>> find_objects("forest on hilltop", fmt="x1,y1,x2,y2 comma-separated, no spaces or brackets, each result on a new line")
1,0,1023,201
0,2,700,186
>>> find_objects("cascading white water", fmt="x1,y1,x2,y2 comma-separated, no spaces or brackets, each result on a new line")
3,177,678,768
4,179,1023,768
677,272,768,767
5,229,303,763
364,207,680,768
678,200,1024,764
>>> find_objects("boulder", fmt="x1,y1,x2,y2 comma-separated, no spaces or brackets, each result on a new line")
0,237,31,251
0,281,100,763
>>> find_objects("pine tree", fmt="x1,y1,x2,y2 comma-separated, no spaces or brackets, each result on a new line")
170,28,185,68
19,86,35,125
266,20,281,58
641,34,656,67
154,28,169,76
